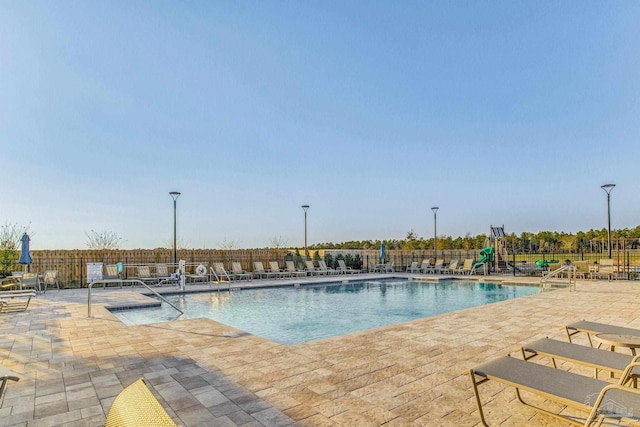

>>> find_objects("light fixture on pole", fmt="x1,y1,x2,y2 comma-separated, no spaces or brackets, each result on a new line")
600,184,615,259
431,206,439,254
301,205,310,259
169,191,181,268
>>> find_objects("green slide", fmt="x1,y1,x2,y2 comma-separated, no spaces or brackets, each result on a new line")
473,246,494,269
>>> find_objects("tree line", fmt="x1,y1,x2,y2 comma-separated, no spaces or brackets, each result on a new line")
309,226,640,253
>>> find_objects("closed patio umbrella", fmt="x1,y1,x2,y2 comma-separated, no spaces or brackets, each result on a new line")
18,233,32,272
380,242,386,264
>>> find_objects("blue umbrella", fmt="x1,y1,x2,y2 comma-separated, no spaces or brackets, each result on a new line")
18,233,32,270
380,242,386,263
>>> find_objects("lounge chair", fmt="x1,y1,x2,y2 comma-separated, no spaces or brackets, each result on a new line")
253,262,278,279
566,320,640,347
268,261,290,278
285,261,307,277
442,259,458,274
231,262,253,280
383,261,394,273
154,264,178,286
426,259,444,274
469,355,640,426
318,260,338,275
211,263,232,282
405,261,420,273
135,266,159,286
41,270,60,292
305,260,321,276
418,259,432,273
0,364,19,407
19,273,40,293
455,258,474,275
337,259,360,274
0,289,37,313
520,337,640,381
104,378,178,427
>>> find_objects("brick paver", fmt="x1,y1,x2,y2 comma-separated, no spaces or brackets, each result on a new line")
0,274,638,426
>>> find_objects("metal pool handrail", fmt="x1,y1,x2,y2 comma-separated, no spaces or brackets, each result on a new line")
88,279,183,317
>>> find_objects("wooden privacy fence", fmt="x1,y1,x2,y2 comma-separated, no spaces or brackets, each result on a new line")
2,247,638,288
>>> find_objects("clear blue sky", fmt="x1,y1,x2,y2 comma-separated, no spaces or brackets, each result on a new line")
1,1,639,250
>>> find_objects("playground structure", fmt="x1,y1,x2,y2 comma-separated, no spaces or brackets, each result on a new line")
473,225,510,274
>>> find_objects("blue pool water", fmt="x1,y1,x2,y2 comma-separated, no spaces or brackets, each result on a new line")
113,279,537,345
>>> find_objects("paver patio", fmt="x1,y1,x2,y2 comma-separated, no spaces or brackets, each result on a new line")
1,274,639,426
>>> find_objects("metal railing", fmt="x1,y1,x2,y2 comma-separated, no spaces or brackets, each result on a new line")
539,265,576,292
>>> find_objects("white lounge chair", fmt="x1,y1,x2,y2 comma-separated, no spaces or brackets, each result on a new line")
231,262,253,280
285,261,307,277
318,260,338,275
419,259,432,273
305,260,322,276
253,262,278,279
337,259,360,274
406,261,420,273
442,259,458,274
269,261,290,278
426,259,444,274
0,289,37,313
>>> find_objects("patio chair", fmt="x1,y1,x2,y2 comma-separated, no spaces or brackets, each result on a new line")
211,263,232,282
41,270,60,292
135,266,159,286
566,320,640,347
337,259,360,274
154,263,178,286
455,259,474,275
268,261,290,278
19,273,40,293
285,261,307,278
382,261,394,273
305,260,322,276
418,259,432,273
104,378,178,427
253,262,278,279
405,261,420,273
519,337,640,382
469,355,640,426
442,259,458,274
0,289,37,313
231,262,253,280
426,259,444,274
318,260,338,275
0,364,19,407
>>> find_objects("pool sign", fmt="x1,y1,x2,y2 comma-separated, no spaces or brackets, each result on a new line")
87,262,103,283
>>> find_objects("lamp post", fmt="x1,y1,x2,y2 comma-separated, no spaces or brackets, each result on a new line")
600,184,615,258
169,191,181,268
431,206,439,254
301,205,310,259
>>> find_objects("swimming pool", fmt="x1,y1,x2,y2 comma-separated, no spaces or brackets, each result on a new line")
113,278,538,345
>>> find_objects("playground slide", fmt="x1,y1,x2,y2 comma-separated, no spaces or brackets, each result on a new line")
473,247,494,269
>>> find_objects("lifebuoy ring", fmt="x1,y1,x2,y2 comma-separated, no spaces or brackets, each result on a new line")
196,264,207,276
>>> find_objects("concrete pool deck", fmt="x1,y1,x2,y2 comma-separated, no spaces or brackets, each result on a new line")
1,273,639,426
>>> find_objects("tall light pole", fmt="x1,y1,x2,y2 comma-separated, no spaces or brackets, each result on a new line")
601,184,615,258
301,205,310,259
169,191,181,267
431,206,439,254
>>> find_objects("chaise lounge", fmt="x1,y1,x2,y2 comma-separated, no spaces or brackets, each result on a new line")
566,320,640,347
469,355,640,426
